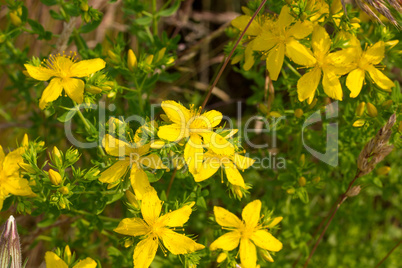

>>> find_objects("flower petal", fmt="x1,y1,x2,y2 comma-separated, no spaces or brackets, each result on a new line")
297,67,321,102
141,190,162,225
161,100,191,125
3,147,25,177
322,70,343,100
39,78,63,110
130,167,152,200
4,177,36,197
367,65,395,91
201,131,234,156
242,200,261,228
213,206,242,228
285,39,316,67
233,154,255,170
24,64,56,81
209,231,241,251
99,160,130,184
70,58,106,77
277,5,294,29
312,26,331,55
45,252,68,268
193,156,220,182
251,230,283,252
364,41,385,65
252,32,277,51
62,78,84,104
103,134,134,156
140,153,167,170
161,228,204,255
200,110,222,128
184,134,204,175
133,236,158,268
157,205,193,227
157,123,188,142
114,217,148,236
240,238,257,268
73,257,97,268
231,15,262,36
244,40,256,71
266,43,285,81
346,68,365,98
223,161,246,188
288,21,313,39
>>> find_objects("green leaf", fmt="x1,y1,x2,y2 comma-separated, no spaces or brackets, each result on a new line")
64,4,81,17
158,0,181,17
28,19,45,35
391,81,400,104
80,19,103,33
296,187,309,203
49,10,65,20
40,0,58,6
57,110,77,122
134,16,152,25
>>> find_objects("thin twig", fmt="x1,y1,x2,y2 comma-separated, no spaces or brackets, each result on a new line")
200,0,268,111
375,239,402,267
166,168,177,198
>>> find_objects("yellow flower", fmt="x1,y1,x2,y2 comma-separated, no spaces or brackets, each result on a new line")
210,200,283,268
193,150,254,189
0,134,36,211
157,101,234,175
114,190,204,268
346,37,395,97
99,134,167,198
252,5,315,80
24,52,106,109
45,246,97,268
297,25,350,103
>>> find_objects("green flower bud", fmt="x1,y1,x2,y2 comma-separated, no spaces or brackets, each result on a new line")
376,166,391,175
59,186,69,195
217,252,227,263
366,103,378,117
298,176,306,187
381,100,393,109
49,169,62,186
0,216,22,268
355,102,365,117
294,108,303,118
127,49,137,71
86,85,102,94
80,2,89,12
287,188,295,194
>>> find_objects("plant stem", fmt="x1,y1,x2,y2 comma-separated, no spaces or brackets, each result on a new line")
284,59,302,77
375,239,402,267
303,171,362,267
152,0,158,36
200,0,268,111
75,106,91,131
166,168,177,198
71,208,121,222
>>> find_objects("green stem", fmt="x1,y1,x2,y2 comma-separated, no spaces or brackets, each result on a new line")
284,59,302,77
75,106,91,131
152,0,158,36
71,209,121,222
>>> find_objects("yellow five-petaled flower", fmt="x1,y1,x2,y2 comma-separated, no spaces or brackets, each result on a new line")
114,190,205,268
45,245,97,268
24,52,106,109
210,200,283,268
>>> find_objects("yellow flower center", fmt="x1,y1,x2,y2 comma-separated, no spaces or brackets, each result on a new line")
239,221,256,239
42,52,77,78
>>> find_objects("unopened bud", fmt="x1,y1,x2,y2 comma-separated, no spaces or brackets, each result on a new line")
59,186,69,195
19,163,36,174
217,252,227,263
294,108,303,118
64,245,72,264
80,2,89,12
366,103,378,117
124,239,134,248
126,190,140,209
0,34,6,43
52,146,63,164
381,100,393,108
49,169,62,186
376,166,390,175
355,102,365,116
83,12,91,23
0,216,22,268
346,185,361,197
108,50,119,62
300,154,305,166
86,85,102,94
9,12,22,27
145,55,154,65
298,176,306,187
258,103,269,115
269,111,282,118
233,185,243,199
127,49,137,71
313,176,321,183
353,119,366,127
286,188,295,194
155,47,166,62
260,249,274,262
308,98,318,109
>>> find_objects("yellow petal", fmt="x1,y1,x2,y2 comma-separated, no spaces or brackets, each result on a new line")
364,41,385,65
62,78,84,104
266,43,285,81
133,142,151,157
213,206,242,228
114,217,148,236
322,70,343,100
288,21,313,39
157,205,193,227
133,236,158,268
141,190,162,225
243,40,256,71
209,231,241,251
161,100,191,125
130,168,152,200
184,134,204,175
24,64,56,81
231,15,262,36
233,154,255,170
312,26,331,55
73,257,97,268
200,110,222,128
285,39,316,67
3,148,25,177
252,32,277,51
157,123,188,142
242,200,261,228
240,238,257,268
70,58,106,77
5,177,36,197
160,228,204,255
251,230,283,252
45,252,68,268
193,156,220,182
223,161,246,188
99,160,129,184
202,132,234,156
140,153,167,170
367,65,395,90
0,145,5,168
103,134,134,156
267,216,283,228
277,5,294,29
297,67,321,102
39,78,63,109
346,68,365,98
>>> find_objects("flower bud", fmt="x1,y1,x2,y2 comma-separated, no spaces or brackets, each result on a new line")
59,186,69,195
52,146,63,165
86,85,102,94
233,185,243,199
127,49,137,71
80,2,89,12
308,98,317,109
353,119,366,127
376,166,390,175
124,239,134,248
294,108,303,118
299,154,305,166
108,50,119,62
156,47,166,63
217,252,227,263
9,12,22,27
0,216,22,268
286,188,295,194
126,190,140,209
355,102,365,117
83,12,91,23
381,100,393,109
145,55,154,65
49,169,62,186
64,245,72,264
346,185,361,197
366,103,378,117
260,249,274,262
0,34,6,43
19,163,36,174
269,111,282,118
313,176,321,183
258,103,269,115
298,176,306,187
